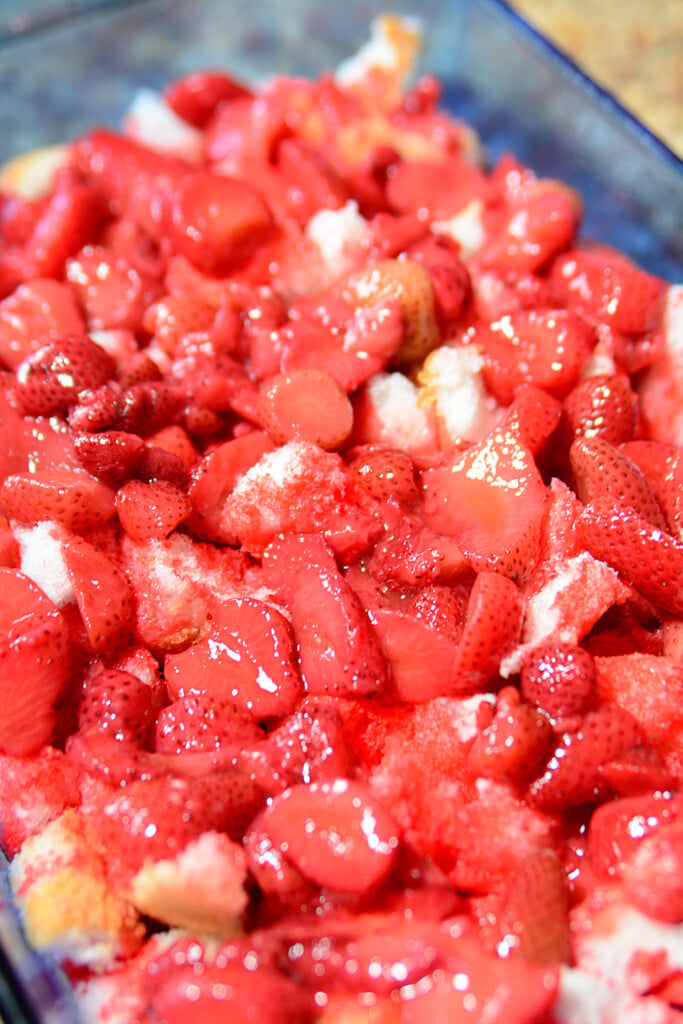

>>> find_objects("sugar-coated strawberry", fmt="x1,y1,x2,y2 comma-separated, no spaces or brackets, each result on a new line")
0,569,71,756
520,641,596,724
561,373,639,445
451,572,523,692
467,687,552,784
0,469,116,532
594,653,683,777
0,278,85,370
0,747,81,857
165,597,303,721
551,248,667,335
570,436,666,528
408,583,469,645
347,444,420,504
115,478,191,541
79,667,161,745
475,309,594,405
187,430,274,541
65,244,159,332
62,534,135,653
291,564,387,697
170,170,273,274
73,429,146,485
257,369,354,450
578,496,683,617
260,779,399,893
155,693,263,755
14,333,116,416
340,258,440,365
422,430,547,582
529,703,645,811
85,770,264,882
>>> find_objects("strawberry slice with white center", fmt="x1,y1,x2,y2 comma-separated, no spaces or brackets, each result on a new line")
0,568,71,755
165,597,302,721
422,429,548,582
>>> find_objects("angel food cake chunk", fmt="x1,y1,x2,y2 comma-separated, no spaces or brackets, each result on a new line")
1,14,683,1024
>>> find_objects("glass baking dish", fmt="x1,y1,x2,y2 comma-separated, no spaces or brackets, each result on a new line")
0,0,681,1020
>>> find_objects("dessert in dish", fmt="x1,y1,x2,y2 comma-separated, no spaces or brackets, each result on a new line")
1,12,683,1023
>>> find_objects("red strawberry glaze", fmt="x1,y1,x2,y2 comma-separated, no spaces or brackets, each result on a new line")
0,18,681,1024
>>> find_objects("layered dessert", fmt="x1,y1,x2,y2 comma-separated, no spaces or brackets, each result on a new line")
1,14,682,1023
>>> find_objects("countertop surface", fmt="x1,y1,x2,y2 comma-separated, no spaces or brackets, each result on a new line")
0,0,681,156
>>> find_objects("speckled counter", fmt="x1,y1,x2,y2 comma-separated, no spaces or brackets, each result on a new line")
510,0,682,156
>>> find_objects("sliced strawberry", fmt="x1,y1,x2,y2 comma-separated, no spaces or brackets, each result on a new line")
529,703,645,811
115,478,191,541
578,497,683,616
587,792,682,881
0,514,18,567
656,448,683,541
421,430,547,582
275,136,348,226
62,534,135,653
165,598,302,721
370,607,461,701
155,693,263,755
291,564,387,697
340,258,439,365
187,430,274,541
260,779,399,893
164,69,251,128
595,653,683,777
170,170,273,274
561,373,638,445
364,512,469,588
257,369,353,450
551,247,668,335
14,333,116,416
347,444,419,504
496,383,562,455
19,167,105,279
385,155,493,221
65,244,159,332
408,583,468,645
0,568,71,755
261,531,339,601
450,571,523,692
570,436,666,528
0,469,115,531
74,430,146,485
622,822,683,924
475,309,594,404
79,667,161,745
478,178,578,274
0,278,85,370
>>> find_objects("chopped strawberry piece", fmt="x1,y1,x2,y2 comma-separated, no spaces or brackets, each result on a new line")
451,571,523,691
275,137,348,226
588,792,682,881
79,667,161,745
385,156,494,221
115,478,191,541
170,170,273,274
497,383,562,455
0,747,81,857
74,429,146,485
0,514,18,567
65,244,160,332
475,309,594,404
13,333,116,416
370,606,461,701
62,534,135,654
422,430,547,582
261,532,339,600
341,258,439,365
260,779,399,893
578,497,683,616
0,278,85,370
257,369,354,450
570,436,667,528
155,693,263,755
291,564,387,697
164,69,252,128
187,430,274,540
165,598,302,721
520,641,596,725
561,372,638,445
347,444,420,503
0,569,71,756
0,469,116,532
408,583,468,645
467,687,552,784
19,167,105,279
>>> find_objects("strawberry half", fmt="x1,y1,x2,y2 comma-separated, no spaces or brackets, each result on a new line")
570,436,666,529
257,369,354,451
14,333,116,416
0,278,85,370
115,478,192,541
0,469,116,532
451,571,523,692
0,568,71,755
421,430,547,582
79,667,161,745
62,534,135,653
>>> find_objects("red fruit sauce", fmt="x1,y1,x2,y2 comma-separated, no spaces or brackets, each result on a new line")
0,14,682,1024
